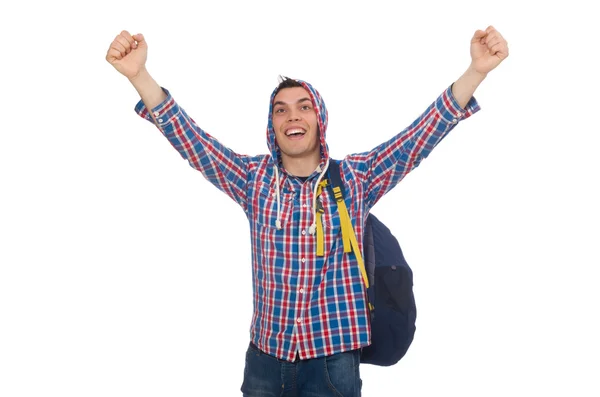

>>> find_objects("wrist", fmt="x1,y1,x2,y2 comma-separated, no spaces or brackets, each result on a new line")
452,65,487,109
128,67,166,111
464,64,488,84
128,67,151,86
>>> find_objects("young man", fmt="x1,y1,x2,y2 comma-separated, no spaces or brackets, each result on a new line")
106,26,508,396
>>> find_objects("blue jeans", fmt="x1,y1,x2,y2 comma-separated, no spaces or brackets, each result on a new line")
241,342,362,397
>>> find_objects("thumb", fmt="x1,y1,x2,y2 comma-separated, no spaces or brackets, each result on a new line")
132,33,146,48
472,29,486,44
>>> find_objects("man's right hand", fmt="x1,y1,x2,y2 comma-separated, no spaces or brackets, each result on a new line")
106,30,147,80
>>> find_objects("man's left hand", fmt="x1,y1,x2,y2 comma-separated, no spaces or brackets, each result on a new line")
470,26,509,75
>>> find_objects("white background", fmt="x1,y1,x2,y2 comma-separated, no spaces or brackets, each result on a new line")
1,0,599,396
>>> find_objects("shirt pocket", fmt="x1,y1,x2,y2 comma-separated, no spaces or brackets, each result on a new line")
250,182,295,229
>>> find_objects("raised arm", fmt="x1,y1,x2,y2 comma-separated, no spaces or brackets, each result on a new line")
452,26,509,107
105,31,166,119
346,26,509,209
106,31,251,211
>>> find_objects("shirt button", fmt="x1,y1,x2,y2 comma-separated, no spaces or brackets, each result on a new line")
301,230,306,236
297,318,302,323
302,204,307,208
299,288,304,293
301,258,306,263
153,111,160,117
158,118,164,123
452,118,457,124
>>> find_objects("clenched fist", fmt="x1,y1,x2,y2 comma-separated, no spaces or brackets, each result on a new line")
470,26,509,75
106,30,147,79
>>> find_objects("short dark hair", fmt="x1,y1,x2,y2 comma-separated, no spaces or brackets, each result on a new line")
274,75,302,96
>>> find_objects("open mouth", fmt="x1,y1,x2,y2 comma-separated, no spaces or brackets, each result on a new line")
285,128,306,138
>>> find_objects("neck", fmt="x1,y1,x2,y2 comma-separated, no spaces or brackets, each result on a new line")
281,154,321,177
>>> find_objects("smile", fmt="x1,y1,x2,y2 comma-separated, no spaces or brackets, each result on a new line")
285,128,306,137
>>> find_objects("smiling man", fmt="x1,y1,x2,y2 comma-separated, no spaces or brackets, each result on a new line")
271,84,321,176
106,26,509,396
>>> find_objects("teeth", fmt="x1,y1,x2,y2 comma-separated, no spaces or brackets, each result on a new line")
286,129,306,136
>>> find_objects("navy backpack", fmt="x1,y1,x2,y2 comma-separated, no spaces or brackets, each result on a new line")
326,160,417,366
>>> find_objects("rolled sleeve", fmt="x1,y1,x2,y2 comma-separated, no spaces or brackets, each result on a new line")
134,87,181,126
435,85,481,125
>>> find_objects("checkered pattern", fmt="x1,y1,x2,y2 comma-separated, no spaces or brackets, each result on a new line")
135,81,479,362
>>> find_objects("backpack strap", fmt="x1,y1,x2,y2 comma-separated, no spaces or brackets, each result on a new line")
326,160,370,290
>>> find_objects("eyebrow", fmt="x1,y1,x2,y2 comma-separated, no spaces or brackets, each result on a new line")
273,97,312,107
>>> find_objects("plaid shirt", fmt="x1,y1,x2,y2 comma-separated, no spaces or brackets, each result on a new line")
135,82,479,362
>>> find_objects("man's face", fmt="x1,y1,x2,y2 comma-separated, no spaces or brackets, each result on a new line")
272,87,320,163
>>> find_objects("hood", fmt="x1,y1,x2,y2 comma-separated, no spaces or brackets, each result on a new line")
266,78,330,170
265,78,332,235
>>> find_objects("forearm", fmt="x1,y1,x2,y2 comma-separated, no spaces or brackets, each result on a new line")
452,65,487,109
132,88,250,209
129,68,167,112
349,85,480,209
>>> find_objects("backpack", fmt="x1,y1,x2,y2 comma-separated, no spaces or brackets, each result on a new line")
325,160,417,366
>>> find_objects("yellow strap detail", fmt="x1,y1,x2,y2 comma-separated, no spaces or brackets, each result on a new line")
332,187,351,252
340,214,352,253
316,179,370,291
316,211,324,256
332,187,369,289
315,181,327,257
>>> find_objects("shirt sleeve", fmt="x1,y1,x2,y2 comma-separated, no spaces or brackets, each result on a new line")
134,88,250,211
345,84,481,210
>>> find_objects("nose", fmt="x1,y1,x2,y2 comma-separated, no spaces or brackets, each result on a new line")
287,109,301,122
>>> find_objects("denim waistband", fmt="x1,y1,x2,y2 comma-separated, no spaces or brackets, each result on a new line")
249,341,301,363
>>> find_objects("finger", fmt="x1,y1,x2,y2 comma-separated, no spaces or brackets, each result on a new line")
478,26,498,44
489,42,509,59
486,36,502,49
483,36,499,47
115,35,132,54
119,30,137,49
120,29,132,38
486,31,507,51
484,31,498,42
131,33,145,48
106,47,124,62
493,33,506,48
111,39,128,57
472,29,486,42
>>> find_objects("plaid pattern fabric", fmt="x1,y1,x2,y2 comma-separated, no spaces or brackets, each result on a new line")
135,82,479,361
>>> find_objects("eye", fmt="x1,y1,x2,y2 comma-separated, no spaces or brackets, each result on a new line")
301,105,312,111
274,108,285,113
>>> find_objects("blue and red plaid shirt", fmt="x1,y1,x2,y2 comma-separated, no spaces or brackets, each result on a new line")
135,80,479,362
